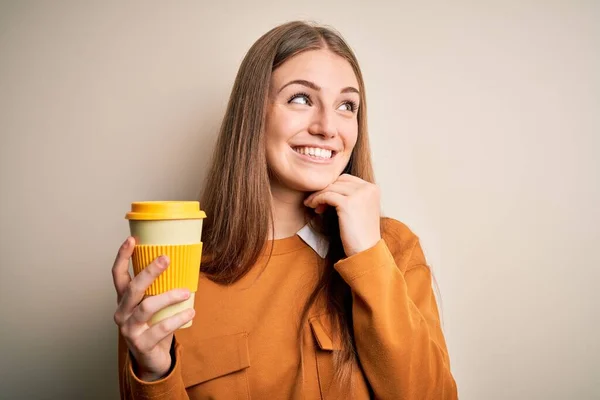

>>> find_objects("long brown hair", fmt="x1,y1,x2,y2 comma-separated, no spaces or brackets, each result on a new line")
200,21,374,389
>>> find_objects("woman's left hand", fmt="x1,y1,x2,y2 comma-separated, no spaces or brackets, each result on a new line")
304,174,381,257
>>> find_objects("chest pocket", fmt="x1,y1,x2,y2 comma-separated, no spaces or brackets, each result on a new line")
180,332,251,399
310,314,341,399
309,314,371,399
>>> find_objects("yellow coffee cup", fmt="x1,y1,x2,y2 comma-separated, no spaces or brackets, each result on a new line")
125,201,206,329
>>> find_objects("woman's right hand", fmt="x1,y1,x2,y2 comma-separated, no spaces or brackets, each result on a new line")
112,237,195,381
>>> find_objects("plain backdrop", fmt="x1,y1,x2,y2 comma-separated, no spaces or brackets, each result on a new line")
1,1,599,399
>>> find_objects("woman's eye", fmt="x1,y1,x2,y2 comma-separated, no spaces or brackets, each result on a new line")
288,93,311,106
338,101,358,112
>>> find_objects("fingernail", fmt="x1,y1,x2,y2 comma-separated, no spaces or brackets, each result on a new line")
159,255,170,267
123,237,129,248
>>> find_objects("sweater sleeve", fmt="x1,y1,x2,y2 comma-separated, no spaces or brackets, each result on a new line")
118,332,190,400
334,219,457,399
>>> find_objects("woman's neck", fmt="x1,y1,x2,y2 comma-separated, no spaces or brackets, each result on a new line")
269,182,307,240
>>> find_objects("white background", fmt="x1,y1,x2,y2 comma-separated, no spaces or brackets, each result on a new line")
1,1,598,398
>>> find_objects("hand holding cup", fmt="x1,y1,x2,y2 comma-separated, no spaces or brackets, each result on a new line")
112,238,195,381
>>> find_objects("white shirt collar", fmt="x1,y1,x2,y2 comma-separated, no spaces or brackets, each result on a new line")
296,224,329,258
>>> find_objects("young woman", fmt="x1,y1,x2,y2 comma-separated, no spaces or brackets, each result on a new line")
113,21,458,399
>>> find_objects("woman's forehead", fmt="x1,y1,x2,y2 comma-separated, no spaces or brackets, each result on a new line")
272,49,359,91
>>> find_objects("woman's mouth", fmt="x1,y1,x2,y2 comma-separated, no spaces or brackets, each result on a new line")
292,146,335,160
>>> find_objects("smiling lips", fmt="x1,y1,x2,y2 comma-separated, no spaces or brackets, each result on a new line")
292,146,336,160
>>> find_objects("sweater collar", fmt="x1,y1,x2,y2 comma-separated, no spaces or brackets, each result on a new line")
262,224,330,258
296,224,329,258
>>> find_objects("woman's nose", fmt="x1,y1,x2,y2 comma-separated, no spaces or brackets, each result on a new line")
308,108,338,139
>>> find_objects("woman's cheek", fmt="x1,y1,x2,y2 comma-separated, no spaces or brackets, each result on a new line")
340,130,358,155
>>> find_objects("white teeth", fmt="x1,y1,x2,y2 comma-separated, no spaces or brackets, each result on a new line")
294,147,333,159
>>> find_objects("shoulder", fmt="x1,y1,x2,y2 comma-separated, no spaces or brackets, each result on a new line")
380,217,427,271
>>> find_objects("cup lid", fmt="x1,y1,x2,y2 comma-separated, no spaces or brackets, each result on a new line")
125,201,207,220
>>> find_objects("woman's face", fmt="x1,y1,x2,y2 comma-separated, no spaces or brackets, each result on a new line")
265,49,360,193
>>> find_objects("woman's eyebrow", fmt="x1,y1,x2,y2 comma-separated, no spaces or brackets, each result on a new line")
341,86,359,94
278,79,320,93
278,79,359,95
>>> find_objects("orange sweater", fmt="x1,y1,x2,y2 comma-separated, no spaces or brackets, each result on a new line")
118,218,458,399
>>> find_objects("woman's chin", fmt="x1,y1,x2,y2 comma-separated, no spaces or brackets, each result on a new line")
274,171,341,193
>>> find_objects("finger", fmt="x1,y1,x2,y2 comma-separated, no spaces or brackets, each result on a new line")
112,237,134,302
325,181,357,195
142,308,196,345
305,181,356,204
130,289,191,325
315,204,327,214
305,191,346,210
119,255,170,316
338,173,365,183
